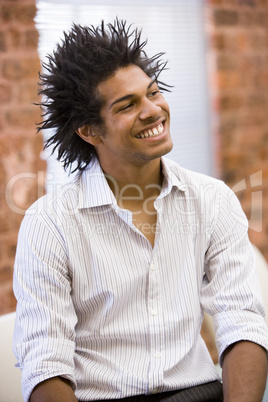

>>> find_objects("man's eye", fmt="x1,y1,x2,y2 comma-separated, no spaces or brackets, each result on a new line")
120,103,133,111
149,90,160,97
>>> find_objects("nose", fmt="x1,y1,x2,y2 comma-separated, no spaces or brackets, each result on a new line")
139,97,162,120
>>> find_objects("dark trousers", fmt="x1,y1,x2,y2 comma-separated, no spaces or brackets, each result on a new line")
83,380,223,402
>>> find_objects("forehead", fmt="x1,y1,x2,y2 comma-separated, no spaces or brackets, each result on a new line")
96,65,153,107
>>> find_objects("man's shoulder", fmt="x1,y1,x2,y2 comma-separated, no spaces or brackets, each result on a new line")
162,157,224,190
26,172,82,217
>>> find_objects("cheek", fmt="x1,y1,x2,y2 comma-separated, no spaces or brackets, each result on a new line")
154,94,170,116
113,115,136,133
161,99,170,114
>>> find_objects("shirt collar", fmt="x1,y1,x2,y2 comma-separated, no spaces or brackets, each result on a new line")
159,157,187,198
78,157,116,209
78,157,186,209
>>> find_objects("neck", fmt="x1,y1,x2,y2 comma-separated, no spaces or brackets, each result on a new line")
101,158,163,202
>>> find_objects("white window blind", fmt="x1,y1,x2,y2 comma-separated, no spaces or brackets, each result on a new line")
35,0,212,190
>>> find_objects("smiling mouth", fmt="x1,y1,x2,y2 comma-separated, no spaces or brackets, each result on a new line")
136,122,164,139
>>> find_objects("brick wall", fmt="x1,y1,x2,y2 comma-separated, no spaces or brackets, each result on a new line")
206,0,268,261
0,0,45,314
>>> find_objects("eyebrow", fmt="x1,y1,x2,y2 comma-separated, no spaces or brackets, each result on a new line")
109,79,157,109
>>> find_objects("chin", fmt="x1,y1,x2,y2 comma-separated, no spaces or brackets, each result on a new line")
150,145,173,161
161,139,173,157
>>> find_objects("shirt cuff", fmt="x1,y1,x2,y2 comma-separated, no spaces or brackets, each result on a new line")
14,337,76,402
213,309,268,367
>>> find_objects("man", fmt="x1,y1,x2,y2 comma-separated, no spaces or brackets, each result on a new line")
13,20,268,402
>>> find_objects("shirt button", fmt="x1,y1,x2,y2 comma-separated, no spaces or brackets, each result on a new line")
151,308,158,316
155,351,161,358
150,263,156,271
152,388,159,394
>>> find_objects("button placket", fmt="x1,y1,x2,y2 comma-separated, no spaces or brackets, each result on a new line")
147,257,164,393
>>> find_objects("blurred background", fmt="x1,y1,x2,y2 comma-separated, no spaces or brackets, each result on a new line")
0,0,268,315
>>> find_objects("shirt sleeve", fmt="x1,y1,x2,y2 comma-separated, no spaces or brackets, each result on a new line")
201,181,268,366
13,207,78,402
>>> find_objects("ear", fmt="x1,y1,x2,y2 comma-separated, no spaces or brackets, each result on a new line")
76,125,102,145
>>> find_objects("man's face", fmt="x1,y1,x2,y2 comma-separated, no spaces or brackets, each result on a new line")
88,65,173,170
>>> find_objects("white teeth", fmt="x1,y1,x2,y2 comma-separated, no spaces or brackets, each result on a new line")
158,124,164,134
137,123,164,139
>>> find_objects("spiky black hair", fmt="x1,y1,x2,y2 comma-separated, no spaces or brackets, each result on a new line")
37,19,169,172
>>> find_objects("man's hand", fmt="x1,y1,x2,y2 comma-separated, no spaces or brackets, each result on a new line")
222,340,267,402
29,376,78,402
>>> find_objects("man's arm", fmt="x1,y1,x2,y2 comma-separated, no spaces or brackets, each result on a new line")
13,212,78,401
222,340,267,402
29,377,78,402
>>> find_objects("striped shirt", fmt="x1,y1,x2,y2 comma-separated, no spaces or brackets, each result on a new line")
13,157,268,402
